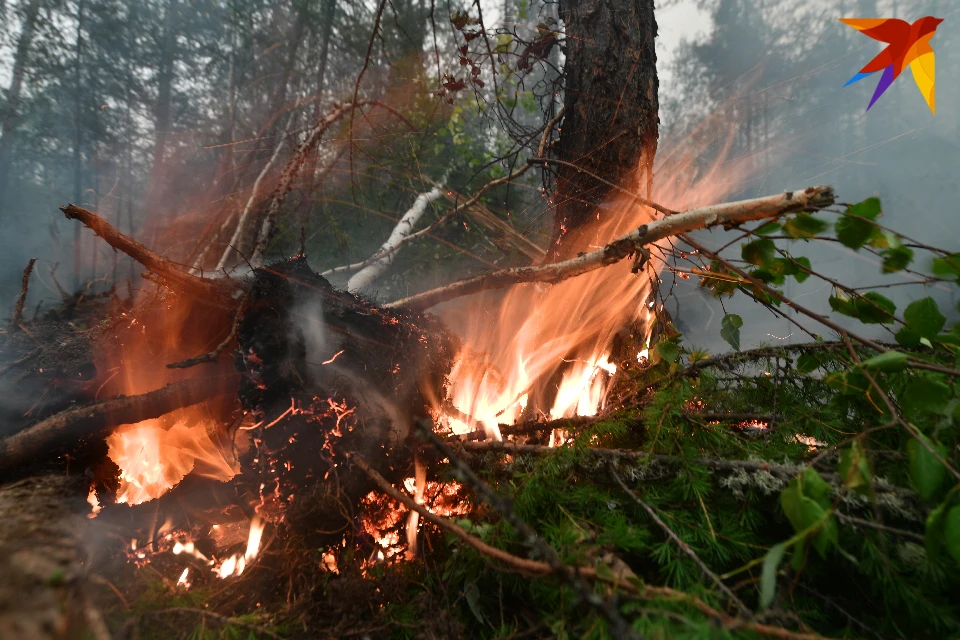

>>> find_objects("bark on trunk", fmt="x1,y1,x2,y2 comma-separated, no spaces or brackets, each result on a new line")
548,0,659,260
72,0,87,289
0,0,43,214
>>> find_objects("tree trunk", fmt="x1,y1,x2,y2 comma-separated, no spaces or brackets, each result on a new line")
547,0,659,260
0,0,43,215
297,0,338,241
146,0,179,209
72,0,87,289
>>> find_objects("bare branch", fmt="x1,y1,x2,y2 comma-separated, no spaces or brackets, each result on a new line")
250,100,402,265
389,186,836,311
346,183,445,293
9,257,36,328
60,204,238,302
214,111,297,272
320,108,563,280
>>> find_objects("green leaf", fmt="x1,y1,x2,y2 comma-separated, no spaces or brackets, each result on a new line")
802,468,831,508
784,214,828,239
796,353,820,374
907,434,948,500
835,199,881,249
781,477,828,535
464,582,487,625
655,341,680,363
812,515,838,558
755,222,781,235
904,297,946,339
862,351,908,373
896,327,922,349
848,197,882,218
760,543,787,609
926,501,947,560
829,292,896,324
742,239,777,267
792,256,812,283
720,314,743,352
943,506,960,565
902,376,952,417
837,442,873,498
881,246,914,273
932,253,960,281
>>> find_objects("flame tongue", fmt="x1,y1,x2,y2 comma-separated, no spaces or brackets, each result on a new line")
107,417,238,505
441,145,742,435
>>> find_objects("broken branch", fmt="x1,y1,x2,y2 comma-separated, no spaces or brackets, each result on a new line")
388,186,836,311
60,205,238,302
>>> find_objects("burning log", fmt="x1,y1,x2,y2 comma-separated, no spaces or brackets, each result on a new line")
0,376,235,471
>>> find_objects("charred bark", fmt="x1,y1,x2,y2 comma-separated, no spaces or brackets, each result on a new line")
548,0,659,260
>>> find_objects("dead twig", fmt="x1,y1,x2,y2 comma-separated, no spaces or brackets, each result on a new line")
610,464,752,618
527,157,677,216
9,258,36,329
0,375,235,469
320,108,564,280
389,187,836,311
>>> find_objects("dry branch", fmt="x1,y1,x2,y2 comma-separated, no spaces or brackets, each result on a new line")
60,205,238,302
0,376,234,469
215,111,297,272
9,257,36,328
250,100,400,265
388,186,836,311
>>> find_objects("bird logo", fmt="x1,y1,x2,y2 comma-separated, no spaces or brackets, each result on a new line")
840,16,943,113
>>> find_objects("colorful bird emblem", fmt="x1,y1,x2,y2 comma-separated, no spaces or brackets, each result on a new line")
840,16,943,113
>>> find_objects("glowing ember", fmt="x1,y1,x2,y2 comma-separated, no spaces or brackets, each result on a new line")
177,567,191,589
107,417,239,505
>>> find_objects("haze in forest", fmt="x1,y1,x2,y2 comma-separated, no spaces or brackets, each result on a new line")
0,0,955,351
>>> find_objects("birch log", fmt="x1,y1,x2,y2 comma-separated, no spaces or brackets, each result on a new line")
387,186,836,312
346,185,444,293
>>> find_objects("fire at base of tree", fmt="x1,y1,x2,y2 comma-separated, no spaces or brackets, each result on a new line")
0,0,958,638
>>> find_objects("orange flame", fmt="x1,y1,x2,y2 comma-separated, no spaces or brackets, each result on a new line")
439,138,744,437
107,417,239,505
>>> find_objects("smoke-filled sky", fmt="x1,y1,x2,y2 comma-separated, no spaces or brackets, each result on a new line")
0,0,956,354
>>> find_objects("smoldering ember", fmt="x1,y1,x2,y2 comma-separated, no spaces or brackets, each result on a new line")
0,0,958,638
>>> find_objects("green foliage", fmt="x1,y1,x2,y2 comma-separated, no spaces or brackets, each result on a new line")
719,313,743,351
784,213,828,239
834,197,882,249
